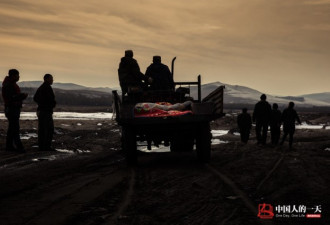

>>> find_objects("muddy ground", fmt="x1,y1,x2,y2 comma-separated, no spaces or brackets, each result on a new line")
0,112,329,225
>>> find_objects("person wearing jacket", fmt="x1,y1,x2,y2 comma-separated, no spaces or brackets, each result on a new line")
33,74,56,151
237,108,252,143
118,50,150,95
253,94,271,145
280,102,301,149
2,69,28,152
145,56,174,91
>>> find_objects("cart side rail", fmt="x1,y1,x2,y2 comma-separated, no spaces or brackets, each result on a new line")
202,85,225,115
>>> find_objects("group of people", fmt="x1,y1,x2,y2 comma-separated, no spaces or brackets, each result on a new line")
2,69,56,152
118,50,174,95
237,94,301,149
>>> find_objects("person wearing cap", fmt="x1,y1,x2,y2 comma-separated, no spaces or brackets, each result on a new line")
280,102,301,149
237,108,252,143
34,74,56,151
118,50,149,95
253,94,271,145
145,56,174,91
2,69,28,152
270,103,282,145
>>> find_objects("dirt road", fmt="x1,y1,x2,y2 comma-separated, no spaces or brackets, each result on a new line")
0,118,329,225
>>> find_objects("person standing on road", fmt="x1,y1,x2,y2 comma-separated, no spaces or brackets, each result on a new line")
145,56,174,91
237,108,252,143
2,69,28,152
33,74,56,151
280,102,301,149
253,94,271,145
270,103,282,145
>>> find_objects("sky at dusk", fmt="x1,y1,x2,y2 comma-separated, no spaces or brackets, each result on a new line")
1,0,330,96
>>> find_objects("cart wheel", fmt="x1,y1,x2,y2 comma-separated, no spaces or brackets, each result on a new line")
196,122,211,163
122,126,137,165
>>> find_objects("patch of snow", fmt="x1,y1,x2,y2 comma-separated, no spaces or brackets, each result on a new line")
97,123,102,126
233,132,240,136
0,112,113,120
77,123,82,126
325,148,330,151
211,130,228,137
20,133,37,140
212,139,229,145
296,122,323,130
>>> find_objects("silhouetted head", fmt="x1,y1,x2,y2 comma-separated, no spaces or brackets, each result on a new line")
273,103,278,110
242,108,248,113
44,74,53,85
125,50,133,58
8,69,20,82
288,101,294,109
153,56,161,63
260,94,267,100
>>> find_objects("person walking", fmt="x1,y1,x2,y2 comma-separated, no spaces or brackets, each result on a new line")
33,74,56,151
253,94,271,145
145,56,174,91
2,69,28,152
270,103,282,145
237,108,252,143
280,102,301,149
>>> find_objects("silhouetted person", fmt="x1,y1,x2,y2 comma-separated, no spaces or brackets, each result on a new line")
145,56,174,90
253,94,271,145
34,74,56,151
2,69,28,152
118,50,150,95
270,103,282,145
237,108,252,143
280,102,301,149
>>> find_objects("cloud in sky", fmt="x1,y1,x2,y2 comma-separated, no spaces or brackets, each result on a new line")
0,0,330,95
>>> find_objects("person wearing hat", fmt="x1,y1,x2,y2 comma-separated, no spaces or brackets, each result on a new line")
253,94,271,145
118,50,149,95
145,56,174,91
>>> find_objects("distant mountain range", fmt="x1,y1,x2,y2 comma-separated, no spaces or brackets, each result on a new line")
1,81,330,108
191,82,330,108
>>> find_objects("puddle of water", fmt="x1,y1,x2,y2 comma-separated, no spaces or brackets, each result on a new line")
97,123,102,126
55,148,90,154
325,148,330,151
233,132,240,136
211,130,229,137
61,124,70,127
32,155,57,162
77,123,82,126
137,142,171,153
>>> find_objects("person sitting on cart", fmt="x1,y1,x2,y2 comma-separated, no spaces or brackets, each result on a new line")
145,55,174,91
118,50,151,95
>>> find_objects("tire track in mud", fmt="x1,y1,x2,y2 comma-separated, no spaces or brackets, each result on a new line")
23,168,129,225
206,151,286,225
104,168,136,224
0,152,127,225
